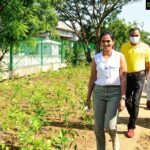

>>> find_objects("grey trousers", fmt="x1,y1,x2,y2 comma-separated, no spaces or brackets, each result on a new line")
93,85,121,150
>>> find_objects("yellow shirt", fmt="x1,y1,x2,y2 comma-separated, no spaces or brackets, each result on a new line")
121,42,150,73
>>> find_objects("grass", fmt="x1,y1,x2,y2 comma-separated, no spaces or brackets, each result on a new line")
0,65,94,150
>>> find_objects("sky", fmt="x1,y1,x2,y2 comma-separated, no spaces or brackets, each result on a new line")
118,0,150,32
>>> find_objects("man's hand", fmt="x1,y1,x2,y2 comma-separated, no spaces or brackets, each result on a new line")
118,99,125,111
146,100,150,110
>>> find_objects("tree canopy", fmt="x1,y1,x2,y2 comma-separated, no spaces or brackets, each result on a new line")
0,0,61,61
56,0,142,61
107,20,150,50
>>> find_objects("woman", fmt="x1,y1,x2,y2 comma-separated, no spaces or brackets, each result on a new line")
85,31,127,150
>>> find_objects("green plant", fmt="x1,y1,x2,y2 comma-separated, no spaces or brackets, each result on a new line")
51,129,78,150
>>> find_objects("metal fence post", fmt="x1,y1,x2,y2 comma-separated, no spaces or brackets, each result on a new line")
61,40,64,63
9,44,13,70
41,39,43,66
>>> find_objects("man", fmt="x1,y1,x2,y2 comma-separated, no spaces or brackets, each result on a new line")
121,27,150,138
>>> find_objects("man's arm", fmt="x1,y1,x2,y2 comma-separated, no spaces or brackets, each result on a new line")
145,45,150,110
145,62,150,79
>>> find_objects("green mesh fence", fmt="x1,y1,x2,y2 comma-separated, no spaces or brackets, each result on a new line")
59,40,96,61
0,38,96,71
0,38,62,70
12,38,62,69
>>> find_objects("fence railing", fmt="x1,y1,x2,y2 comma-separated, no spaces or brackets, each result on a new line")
0,38,96,71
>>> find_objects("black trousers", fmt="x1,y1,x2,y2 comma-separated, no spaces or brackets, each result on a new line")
126,73,145,129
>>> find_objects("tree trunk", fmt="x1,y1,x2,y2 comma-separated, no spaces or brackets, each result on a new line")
95,27,101,53
86,47,92,63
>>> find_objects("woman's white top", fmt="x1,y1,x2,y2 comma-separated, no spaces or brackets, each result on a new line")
94,50,121,86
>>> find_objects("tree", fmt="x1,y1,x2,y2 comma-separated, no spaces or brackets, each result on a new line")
103,13,150,49
0,0,61,61
56,0,141,62
140,30,150,46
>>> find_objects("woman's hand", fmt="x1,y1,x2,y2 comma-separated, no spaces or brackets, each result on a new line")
118,99,125,111
84,100,91,112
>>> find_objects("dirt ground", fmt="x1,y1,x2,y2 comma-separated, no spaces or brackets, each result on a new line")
0,88,149,150
75,92,150,150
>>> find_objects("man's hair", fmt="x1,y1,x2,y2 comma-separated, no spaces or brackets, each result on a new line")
129,27,141,34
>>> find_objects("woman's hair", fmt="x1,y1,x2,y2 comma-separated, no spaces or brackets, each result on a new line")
100,31,115,42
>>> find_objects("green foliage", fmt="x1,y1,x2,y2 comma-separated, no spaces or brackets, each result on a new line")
65,47,74,64
0,144,9,150
56,0,140,51
0,0,62,60
63,41,84,65
101,13,150,49
51,129,78,150
64,41,96,65
0,66,92,149
140,30,150,46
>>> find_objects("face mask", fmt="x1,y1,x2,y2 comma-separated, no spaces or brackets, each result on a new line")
129,36,140,44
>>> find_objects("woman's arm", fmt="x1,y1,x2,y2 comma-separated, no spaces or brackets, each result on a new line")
119,54,127,111
85,59,97,109
120,54,127,97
